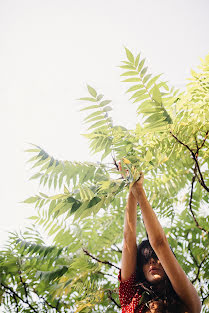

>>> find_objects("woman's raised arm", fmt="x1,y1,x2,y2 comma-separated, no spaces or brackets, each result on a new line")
121,190,137,282
120,171,144,282
131,180,201,313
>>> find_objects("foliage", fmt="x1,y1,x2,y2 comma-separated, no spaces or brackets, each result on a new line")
0,50,209,312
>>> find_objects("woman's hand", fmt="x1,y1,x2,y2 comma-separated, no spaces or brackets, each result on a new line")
131,172,144,199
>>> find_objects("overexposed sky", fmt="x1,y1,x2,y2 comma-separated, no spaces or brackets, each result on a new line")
0,0,208,247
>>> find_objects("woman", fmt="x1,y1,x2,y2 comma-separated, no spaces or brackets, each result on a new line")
119,172,201,313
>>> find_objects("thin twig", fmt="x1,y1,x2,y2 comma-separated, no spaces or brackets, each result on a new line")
202,291,209,305
170,131,209,192
188,243,208,284
1,283,38,313
111,247,122,253
4,290,19,313
199,131,209,150
83,248,120,270
33,289,61,312
98,271,118,279
19,272,28,301
189,169,208,234
113,244,122,253
107,290,121,308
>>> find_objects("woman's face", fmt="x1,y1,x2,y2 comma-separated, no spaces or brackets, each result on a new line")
143,257,166,284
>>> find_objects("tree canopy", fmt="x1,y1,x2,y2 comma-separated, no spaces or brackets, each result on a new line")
0,49,209,312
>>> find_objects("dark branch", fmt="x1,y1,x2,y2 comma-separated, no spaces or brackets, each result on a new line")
112,244,122,253
56,299,60,311
189,169,208,234
188,243,208,284
83,248,120,270
1,283,38,313
199,131,209,150
33,289,61,312
18,272,28,301
107,290,121,308
170,131,209,192
98,271,118,279
196,277,209,306
112,156,119,171
111,247,122,253
202,291,209,305
4,289,19,313
15,296,19,313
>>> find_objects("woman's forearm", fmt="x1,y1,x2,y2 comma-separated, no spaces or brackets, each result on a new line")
131,184,166,247
120,190,138,281
123,191,137,243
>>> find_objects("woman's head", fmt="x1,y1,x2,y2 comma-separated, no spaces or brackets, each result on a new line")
136,240,183,311
136,239,166,284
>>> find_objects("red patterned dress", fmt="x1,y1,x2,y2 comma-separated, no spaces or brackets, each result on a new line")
118,270,188,313
118,270,145,313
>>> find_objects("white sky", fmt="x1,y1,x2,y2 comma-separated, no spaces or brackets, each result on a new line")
0,0,208,247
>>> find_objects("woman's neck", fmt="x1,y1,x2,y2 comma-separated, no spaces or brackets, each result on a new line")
150,279,167,294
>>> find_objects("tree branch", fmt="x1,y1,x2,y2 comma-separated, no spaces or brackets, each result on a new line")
170,131,209,192
18,272,29,301
189,169,208,234
1,283,38,313
56,299,60,311
202,291,209,305
98,271,118,279
199,131,209,150
83,248,120,270
107,290,121,308
112,244,122,253
14,294,19,313
188,243,208,284
33,289,61,312
4,289,19,313
196,277,209,306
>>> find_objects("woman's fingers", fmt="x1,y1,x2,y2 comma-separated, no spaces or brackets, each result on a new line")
137,172,144,183
118,161,129,178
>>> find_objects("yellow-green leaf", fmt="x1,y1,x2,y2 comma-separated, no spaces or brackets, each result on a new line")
88,120,107,130
100,100,112,106
138,58,146,72
140,67,148,78
119,64,135,70
143,74,152,84
79,97,97,102
80,105,99,111
125,47,134,63
122,78,141,82
87,85,97,98
121,71,139,76
134,94,150,103
135,53,141,67
126,84,144,93
145,150,152,162
152,85,162,103
130,89,146,99
146,74,162,89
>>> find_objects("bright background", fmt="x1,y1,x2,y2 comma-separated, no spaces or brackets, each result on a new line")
0,0,208,247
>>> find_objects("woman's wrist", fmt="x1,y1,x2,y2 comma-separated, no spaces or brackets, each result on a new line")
131,183,144,201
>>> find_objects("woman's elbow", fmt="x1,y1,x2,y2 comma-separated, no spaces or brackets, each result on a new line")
150,233,167,249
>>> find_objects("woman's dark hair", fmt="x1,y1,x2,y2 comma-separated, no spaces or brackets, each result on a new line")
136,239,158,282
136,239,176,283
135,239,184,311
